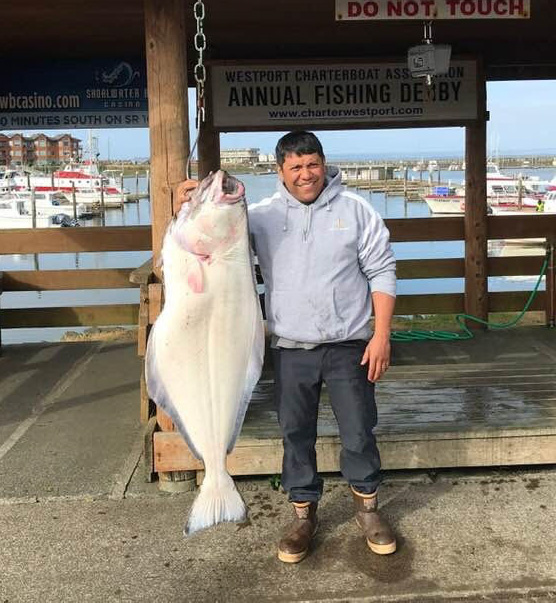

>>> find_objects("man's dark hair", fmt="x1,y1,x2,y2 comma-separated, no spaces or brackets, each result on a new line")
275,131,325,167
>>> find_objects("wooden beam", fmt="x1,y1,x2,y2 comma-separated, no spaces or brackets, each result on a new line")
144,0,190,272
1,305,139,328
397,258,464,279
488,255,546,277
488,291,545,313
1,217,548,257
488,214,556,239
153,429,556,474
2,269,137,291
385,216,464,242
395,294,464,315
0,226,151,254
464,63,488,326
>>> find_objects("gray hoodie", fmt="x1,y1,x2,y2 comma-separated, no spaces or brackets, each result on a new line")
248,166,396,346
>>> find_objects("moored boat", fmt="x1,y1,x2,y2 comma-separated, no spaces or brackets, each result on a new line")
0,196,79,228
0,160,130,200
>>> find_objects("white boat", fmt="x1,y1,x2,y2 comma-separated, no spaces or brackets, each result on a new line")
5,190,90,218
71,188,126,208
424,164,541,215
546,174,556,192
0,196,78,228
541,191,556,213
0,156,129,201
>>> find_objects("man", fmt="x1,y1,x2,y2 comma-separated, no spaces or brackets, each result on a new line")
177,131,397,563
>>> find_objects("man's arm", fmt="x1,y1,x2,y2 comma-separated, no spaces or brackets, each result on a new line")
360,291,395,383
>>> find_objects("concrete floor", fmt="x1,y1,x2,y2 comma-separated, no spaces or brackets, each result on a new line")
0,337,555,602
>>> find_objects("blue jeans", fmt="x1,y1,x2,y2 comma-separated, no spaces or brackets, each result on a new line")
272,340,381,503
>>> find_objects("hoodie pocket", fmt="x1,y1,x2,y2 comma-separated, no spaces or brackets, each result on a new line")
270,289,346,341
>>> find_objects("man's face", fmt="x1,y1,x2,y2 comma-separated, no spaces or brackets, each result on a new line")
277,152,326,204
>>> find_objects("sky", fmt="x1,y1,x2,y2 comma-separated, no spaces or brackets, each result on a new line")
8,80,556,161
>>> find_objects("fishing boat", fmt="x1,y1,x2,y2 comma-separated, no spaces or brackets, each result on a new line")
424,163,541,215
71,188,126,208
0,196,79,228
1,163,129,199
3,190,91,219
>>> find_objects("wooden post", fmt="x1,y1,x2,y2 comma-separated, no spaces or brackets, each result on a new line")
464,66,488,327
144,0,194,491
197,78,220,179
144,0,190,274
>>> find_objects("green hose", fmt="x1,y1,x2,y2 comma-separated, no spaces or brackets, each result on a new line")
391,255,550,342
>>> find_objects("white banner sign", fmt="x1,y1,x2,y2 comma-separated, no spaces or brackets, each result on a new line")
0,111,148,130
336,0,530,20
211,61,478,129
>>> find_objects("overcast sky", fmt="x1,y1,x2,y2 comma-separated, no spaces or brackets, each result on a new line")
8,80,556,160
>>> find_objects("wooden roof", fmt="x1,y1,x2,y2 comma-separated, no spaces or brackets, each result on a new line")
2,0,555,81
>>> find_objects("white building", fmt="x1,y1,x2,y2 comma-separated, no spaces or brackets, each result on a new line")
221,148,260,165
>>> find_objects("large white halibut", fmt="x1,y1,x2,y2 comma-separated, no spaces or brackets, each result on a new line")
146,171,265,534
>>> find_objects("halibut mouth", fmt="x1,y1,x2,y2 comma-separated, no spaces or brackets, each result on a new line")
222,171,236,195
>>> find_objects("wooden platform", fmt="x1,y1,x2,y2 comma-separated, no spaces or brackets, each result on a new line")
152,327,556,478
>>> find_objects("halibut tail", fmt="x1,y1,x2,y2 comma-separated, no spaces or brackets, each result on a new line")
184,471,247,535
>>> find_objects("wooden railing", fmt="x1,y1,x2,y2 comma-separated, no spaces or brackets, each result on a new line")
0,215,555,332
0,226,151,330
390,215,555,316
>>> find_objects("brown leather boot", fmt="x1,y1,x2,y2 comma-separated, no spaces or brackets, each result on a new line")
277,501,318,563
352,487,396,555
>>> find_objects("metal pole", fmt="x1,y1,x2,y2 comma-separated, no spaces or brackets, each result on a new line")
71,182,77,221
135,170,139,200
31,187,37,228
100,179,106,226
120,172,125,207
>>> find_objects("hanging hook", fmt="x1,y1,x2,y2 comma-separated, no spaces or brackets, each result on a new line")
423,20,433,44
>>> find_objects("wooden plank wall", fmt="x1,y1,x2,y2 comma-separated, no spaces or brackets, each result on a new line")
0,226,150,330
1,215,555,331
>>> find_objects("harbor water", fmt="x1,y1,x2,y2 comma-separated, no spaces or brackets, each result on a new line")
2,167,554,344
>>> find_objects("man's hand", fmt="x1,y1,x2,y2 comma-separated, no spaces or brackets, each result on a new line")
176,179,199,210
360,333,391,383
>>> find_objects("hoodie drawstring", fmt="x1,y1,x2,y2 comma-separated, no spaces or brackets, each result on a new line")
303,205,312,241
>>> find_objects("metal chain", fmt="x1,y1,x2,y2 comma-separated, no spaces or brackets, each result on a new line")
186,0,207,180
193,0,206,127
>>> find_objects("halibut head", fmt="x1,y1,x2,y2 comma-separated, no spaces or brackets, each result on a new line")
146,170,265,534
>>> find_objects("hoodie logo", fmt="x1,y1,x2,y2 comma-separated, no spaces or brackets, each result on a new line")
330,218,349,231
